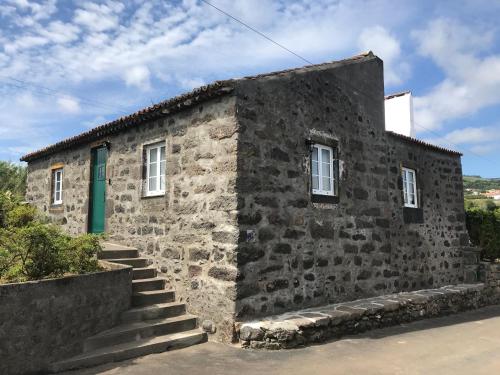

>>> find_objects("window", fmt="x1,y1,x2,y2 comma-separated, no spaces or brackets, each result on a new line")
145,142,166,196
402,167,418,208
52,168,63,204
311,144,336,196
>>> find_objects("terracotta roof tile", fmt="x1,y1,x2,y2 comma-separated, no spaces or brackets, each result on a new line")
21,52,376,162
20,81,234,162
387,131,462,156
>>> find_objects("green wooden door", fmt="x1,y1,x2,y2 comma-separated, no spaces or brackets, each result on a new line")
89,146,107,233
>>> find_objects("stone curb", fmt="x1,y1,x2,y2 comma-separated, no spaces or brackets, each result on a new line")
237,283,499,349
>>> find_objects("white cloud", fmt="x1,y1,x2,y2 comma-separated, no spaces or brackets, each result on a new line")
124,65,151,90
177,76,206,90
412,18,500,130
14,92,39,109
74,1,124,32
6,0,57,26
469,144,497,156
4,35,48,54
426,125,500,144
358,25,409,85
0,0,435,161
39,21,81,44
57,96,81,114
82,115,107,129
425,125,500,156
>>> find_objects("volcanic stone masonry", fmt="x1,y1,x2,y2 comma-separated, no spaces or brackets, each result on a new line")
23,52,476,342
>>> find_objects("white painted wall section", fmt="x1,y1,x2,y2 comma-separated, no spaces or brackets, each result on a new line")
385,91,415,137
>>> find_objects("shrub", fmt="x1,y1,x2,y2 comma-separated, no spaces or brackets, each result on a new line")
10,224,69,280
67,235,102,274
466,207,500,261
0,191,17,228
6,204,38,227
0,161,27,198
0,191,102,283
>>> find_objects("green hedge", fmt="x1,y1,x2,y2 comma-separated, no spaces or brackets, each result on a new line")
0,192,102,283
465,206,500,261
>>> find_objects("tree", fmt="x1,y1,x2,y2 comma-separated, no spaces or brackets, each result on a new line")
0,161,27,198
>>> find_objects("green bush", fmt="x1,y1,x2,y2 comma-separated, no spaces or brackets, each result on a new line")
0,161,27,198
0,191,102,283
8,224,69,280
67,235,102,274
6,204,38,227
466,207,500,261
0,191,17,228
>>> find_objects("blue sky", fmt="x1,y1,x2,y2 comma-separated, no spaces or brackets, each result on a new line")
0,0,499,177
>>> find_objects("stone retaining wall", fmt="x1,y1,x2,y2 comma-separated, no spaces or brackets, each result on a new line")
0,261,132,375
237,278,500,349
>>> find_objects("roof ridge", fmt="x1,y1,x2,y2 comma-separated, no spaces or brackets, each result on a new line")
238,51,375,81
21,52,377,162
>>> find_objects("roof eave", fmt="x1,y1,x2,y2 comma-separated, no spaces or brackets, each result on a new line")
387,131,462,156
20,83,234,162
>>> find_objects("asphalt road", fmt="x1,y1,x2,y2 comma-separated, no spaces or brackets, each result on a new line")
65,304,500,375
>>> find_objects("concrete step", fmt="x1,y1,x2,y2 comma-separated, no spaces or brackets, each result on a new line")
132,277,166,293
132,290,175,307
101,242,138,251
99,249,139,260
109,258,148,268
133,267,157,280
83,315,198,352
49,329,207,373
121,302,187,324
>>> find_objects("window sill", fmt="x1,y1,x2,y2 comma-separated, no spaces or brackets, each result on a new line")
141,193,165,199
311,194,339,204
49,204,64,213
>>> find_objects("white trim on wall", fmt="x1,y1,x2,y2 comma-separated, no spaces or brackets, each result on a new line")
402,167,418,208
145,142,166,196
52,168,63,204
311,143,335,196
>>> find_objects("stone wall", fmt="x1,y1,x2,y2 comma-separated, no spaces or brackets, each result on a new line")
479,261,500,301
237,283,497,349
0,261,131,375
233,55,470,321
26,95,240,342
385,135,470,288
25,55,474,342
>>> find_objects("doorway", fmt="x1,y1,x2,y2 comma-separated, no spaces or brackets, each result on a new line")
89,146,107,233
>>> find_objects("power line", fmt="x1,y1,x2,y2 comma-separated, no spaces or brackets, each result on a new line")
0,76,130,114
413,121,498,166
199,0,313,65
200,0,498,166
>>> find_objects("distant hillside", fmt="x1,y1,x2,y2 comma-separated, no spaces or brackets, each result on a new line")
463,175,500,191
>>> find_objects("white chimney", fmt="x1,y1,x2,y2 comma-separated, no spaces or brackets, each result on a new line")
384,91,415,137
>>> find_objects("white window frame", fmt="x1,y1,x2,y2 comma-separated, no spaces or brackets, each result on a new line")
145,142,166,196
311,143,335,196
402,167,418,208
52,168,63,205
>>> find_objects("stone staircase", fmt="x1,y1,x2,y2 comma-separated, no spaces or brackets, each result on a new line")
49,243,207,373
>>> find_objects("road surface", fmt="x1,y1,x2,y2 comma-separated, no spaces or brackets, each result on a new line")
65,304,500,375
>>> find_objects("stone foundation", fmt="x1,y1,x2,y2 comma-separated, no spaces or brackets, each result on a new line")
237,278,500,349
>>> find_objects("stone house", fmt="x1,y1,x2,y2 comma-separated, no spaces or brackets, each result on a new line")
22,52,472,342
